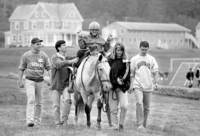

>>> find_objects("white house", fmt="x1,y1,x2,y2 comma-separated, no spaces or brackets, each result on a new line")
4,2,83,47
102,21,198,49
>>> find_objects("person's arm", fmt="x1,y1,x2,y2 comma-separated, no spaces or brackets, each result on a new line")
18,54,27,88
152,57,159,88
18,70,25,88
52,55,78,69
122,61,130,82
128,58,136,93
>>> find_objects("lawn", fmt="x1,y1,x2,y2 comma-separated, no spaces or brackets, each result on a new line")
0,47,200,136
0,77,200,136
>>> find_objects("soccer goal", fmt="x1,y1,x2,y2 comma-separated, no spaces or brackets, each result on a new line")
169,58,200,73
169,61,200,87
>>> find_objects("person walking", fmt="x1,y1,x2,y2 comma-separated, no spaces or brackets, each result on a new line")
50,40,78,127
195,66,200,87
107,42,130,131
184,67,194,88
129,41,159,130
18,37,51,127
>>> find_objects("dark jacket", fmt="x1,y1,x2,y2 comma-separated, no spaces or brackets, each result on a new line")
50,53,72,93
108,58,130,92
186,71,194,80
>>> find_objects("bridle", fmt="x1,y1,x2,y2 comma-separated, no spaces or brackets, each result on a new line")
95,59,111,112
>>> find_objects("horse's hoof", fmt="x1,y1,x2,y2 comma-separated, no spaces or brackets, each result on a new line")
96,123,101,130
74,117,78,124
87,122,91,128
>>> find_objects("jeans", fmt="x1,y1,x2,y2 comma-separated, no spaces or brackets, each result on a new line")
134,88,151,127
25,79,43,124
109,88,128,127
52,87,72,125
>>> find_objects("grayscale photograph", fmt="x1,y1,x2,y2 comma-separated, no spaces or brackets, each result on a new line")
0,0,200,136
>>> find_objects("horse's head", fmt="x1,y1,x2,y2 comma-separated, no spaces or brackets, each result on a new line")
96,54,112,92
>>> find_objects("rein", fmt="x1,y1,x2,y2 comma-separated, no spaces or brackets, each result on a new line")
96,60,110,112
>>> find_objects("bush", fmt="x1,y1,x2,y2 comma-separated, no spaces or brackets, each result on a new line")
154,85,200,100
9,44,17,48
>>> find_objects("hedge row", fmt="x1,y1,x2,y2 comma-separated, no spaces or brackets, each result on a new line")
154,85,200,100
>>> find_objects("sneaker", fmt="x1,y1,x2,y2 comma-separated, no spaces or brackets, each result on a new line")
27,123,34,127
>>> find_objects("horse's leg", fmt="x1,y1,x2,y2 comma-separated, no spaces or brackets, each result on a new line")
96,98,103,129
105,92,112,126
74,91,85,125
75,103,78,124
105,101,112,127
85,104,91,128
85,94,94,128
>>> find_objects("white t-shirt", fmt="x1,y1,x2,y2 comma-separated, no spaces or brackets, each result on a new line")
130,54,158,92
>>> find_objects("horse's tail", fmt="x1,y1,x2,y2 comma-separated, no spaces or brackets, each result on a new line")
74,91,85,114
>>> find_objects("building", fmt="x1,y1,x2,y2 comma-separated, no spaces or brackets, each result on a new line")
4,2,83,48
102,21,198,49
195,23,200,46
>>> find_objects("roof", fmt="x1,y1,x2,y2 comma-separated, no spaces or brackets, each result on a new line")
9,2,83,21
109,21,191,32
9,4,35,20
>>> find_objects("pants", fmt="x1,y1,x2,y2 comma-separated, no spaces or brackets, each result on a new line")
25,79,43,124
109,88,128,127
134,88,151,127
184,79,193,88
52,87,72,125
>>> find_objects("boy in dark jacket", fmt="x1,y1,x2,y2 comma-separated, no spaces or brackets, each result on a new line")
51,40,78,126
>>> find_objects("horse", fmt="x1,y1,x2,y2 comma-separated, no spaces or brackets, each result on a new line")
73,53,112,128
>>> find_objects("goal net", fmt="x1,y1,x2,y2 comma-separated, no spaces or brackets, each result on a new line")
169,61,200,87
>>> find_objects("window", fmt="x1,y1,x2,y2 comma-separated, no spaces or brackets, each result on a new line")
11,22,15,31
24,22,28,30
32,22,37,29
18,35,22,41
72,34,76,44
29,22,32,30
37,22,44,29
45,22,49,29
15,22,19,30
13,35,16,41
54,22,62,29
67,34,71,41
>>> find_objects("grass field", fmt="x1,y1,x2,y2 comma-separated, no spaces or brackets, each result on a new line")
0,77,200,136
0,47,200,136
